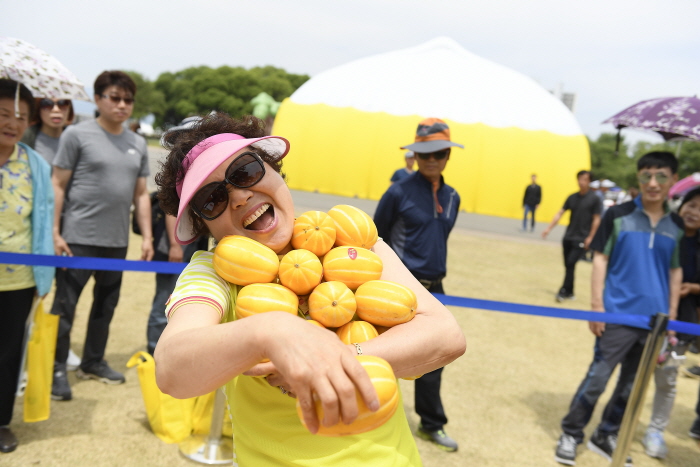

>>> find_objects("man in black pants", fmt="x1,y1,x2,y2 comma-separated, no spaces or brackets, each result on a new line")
375,117,463,452
542,170,602,302
522,174,542,232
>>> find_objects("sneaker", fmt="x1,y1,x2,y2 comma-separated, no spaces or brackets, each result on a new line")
66,349,81,372
51,368,72,401
76,361,125,385
690,418,700,440
554,433,578,465
689,341,699,354
556,293,576,303
681,365,700,379
642,429,667,459
416,424,458,452
587,431,633,466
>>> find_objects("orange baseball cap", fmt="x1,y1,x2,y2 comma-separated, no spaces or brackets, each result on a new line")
401,118,464,153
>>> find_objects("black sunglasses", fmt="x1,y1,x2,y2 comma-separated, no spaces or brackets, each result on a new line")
415,149,449,160
39,98,71,110
100,94,135,105
190,151,266,220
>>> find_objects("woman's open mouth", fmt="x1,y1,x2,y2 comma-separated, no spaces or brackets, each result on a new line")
243,203,275,231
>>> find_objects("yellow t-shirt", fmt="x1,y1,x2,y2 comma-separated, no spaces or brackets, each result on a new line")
0,144,34,291
166,251,422,467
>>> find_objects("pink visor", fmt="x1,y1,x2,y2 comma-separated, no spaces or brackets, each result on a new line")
175,133,290,244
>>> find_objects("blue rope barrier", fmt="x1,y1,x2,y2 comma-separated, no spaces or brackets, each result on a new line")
2,252,699,336
0,252,185,274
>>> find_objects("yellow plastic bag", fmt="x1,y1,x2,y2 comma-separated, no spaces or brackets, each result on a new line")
191,390,233,438
127,351,196,444
24,299,59,423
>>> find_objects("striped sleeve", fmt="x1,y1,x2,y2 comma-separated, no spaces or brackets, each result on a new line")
165,250,232,321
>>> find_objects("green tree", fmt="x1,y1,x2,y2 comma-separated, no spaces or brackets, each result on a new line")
151,65,309,128
125,71,166,120
588,133,637,188
590,132,700,189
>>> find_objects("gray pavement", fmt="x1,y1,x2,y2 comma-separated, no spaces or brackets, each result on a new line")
146,146,564,245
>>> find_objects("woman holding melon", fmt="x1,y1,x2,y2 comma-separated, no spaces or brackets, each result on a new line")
154,112,466,465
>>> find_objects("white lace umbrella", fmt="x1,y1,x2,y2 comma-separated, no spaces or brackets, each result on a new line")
0,36,91,101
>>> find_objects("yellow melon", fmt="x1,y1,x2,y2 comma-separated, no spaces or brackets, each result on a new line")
305,319,326,328
292,211,337,257
235,283,299,320
336,320,378,345
278,249,323,295
296,355,398,436
327,205,378,249
322,246,383,290
213,235,279,286
401,374,423,380
354,280,417,327
308,281,356,328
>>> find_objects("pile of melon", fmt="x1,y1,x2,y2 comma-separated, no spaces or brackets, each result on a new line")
211,205,418,436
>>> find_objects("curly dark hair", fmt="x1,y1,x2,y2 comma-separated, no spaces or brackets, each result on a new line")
155,113,286,240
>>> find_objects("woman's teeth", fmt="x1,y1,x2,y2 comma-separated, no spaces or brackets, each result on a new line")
243,203,270,228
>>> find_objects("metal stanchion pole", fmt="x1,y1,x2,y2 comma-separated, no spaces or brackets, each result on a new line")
179,388,233,465
611,313,668,467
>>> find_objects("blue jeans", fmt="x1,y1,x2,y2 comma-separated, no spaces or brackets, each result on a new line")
561,325,648,443
147,240,206,353
523,204,536,230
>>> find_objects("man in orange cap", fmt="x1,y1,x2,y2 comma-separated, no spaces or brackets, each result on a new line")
374,117,463,452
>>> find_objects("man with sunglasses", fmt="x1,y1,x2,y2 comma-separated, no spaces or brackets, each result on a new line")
554,152,682,466
49,70,153,401
374,117,463,452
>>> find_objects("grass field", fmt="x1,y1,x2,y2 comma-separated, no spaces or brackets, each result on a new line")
6,224,700,467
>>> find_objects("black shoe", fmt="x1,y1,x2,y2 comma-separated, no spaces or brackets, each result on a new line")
0,427,18,453
556,292,575,303
587,431,633,466
681,365,700,379
690,418,700,440
554,433,578,465
76,360,125,385
416,424,458,452
51,368,72,401
689,341,699,354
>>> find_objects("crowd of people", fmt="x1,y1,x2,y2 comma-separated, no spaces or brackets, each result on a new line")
0,69,699,465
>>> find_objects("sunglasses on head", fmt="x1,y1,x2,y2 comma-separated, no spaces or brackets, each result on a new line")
415,149,449,160
638,171,670,185
39,98,71,110
100,94,134,105
190,151,266,220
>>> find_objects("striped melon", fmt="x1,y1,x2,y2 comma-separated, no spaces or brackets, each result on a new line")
213,235,279,286
328,205,378,249
336,320,378,344
305,319,326,328
235,283,299,320
296,355,398,436
322,246,383,290
278,249,323,295
308,281,356,328
292,211,337,257
354,280,417,327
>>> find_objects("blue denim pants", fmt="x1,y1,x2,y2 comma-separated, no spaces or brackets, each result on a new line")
561,324,648,443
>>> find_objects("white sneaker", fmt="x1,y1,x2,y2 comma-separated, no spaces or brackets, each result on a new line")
67,349,81,372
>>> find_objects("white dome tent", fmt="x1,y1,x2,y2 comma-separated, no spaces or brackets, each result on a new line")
273,37,590,220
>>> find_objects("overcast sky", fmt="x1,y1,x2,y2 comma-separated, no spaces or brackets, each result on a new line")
3,0,699,146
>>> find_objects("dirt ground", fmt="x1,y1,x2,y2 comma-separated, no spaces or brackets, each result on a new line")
5,219,700,467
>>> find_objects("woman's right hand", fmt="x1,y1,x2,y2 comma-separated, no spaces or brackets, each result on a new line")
258,314,379,434
53,233,72,257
